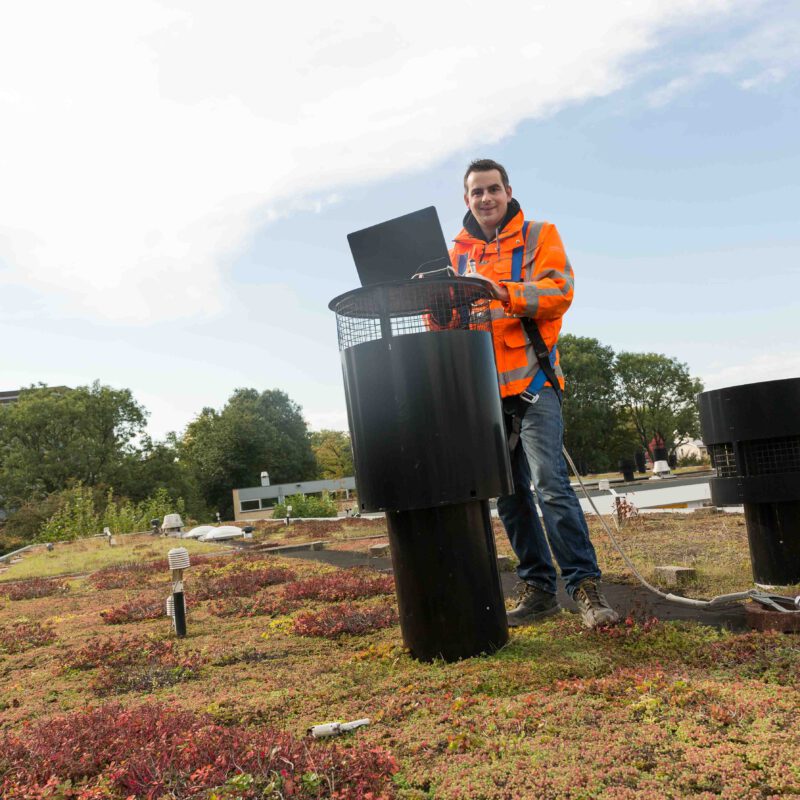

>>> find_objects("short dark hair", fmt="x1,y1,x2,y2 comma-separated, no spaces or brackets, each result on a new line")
463,159,510,191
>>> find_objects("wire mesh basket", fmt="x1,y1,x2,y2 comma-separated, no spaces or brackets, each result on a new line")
329,278,493,351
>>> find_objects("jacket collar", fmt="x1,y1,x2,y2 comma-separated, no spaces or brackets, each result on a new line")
459,199,524,243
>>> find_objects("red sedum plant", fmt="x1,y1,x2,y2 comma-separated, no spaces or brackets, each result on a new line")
87,560,165,590
63,633,156,670
63,634,203,696
284,568,395,603
208,591,298,619
293,601,398,639
0,621,56,654
194,565,296,601
99,595,164,625
3,577,69,601
0,702,398,799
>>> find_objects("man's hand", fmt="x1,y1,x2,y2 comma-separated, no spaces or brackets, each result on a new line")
459,272,510,302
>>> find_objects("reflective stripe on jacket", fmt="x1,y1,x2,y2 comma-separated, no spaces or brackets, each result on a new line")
449,208,572,398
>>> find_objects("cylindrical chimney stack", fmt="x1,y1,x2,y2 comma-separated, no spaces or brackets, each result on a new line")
699,377,800,586
330,278,511,661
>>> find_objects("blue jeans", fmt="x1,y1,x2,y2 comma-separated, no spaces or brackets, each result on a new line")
497,387,601,598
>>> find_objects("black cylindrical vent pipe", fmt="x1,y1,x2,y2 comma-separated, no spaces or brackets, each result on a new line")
699,377,800,585
618,458,635,482
330,279,512,661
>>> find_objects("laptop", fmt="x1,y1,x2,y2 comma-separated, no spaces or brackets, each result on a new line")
347,206,451,286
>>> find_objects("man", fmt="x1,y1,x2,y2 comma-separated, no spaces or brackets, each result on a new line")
450,158,619,629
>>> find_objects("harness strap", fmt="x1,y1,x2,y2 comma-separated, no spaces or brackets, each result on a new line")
510,220,563,405
510,221,530,281
521,317,562,405
502,395,527,454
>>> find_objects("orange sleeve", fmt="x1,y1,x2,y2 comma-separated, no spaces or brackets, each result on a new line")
502,223,574,320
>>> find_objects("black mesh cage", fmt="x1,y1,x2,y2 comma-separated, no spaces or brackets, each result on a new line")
709,436,800,478
708,442,738,478
329,279,493,351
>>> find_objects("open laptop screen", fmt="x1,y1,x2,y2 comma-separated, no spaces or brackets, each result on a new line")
347,206,451,286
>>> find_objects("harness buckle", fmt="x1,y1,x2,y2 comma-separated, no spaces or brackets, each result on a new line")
519,391,539,405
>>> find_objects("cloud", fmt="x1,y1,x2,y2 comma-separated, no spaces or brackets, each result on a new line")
647,9,799,107
305,408,350,433
739,66,787,90
703,351,800,390
0,0,762,322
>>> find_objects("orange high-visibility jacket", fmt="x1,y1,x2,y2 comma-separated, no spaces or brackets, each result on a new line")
449,207,573,398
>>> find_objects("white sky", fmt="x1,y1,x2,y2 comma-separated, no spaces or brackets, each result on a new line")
1,0,798,438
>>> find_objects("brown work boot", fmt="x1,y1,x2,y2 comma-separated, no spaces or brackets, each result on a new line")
573,579,620,629
507,583,560,627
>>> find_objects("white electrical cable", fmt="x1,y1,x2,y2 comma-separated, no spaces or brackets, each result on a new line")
562,446,798,612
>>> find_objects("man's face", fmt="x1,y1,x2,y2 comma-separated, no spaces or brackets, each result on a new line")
464,169,512,234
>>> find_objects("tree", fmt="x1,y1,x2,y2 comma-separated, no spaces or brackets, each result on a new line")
182,388,317,519
111,433,207,519
558,335,628,474
310,430,354,479
0,382,147,505
614,352,704,460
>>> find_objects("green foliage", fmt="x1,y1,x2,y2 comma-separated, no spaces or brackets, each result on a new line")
0,382,146,504
0,493,64,554
272,492,338,519
38,484,101,542
559,335,637,473
111,433,207,518
614,351,704,459
677,452,710,468
182,388,318,519
310,429,354,479
558,337,703,472
103,487,185,536
38,484,186,542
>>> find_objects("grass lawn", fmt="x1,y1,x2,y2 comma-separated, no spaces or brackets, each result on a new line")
0,533,224,582
0,515,798,799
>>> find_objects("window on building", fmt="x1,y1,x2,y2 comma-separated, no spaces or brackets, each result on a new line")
240,500,260,512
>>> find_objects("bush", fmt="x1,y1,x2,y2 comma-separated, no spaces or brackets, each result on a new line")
284,568,394,602
0,702,398,799
293,602,398,639
38,484,101,542
0,493,65,552
38,485,188,542
0,621,56,654
3,577,69,601
273,492,338,519
677,452,711,468
103,487,187,536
